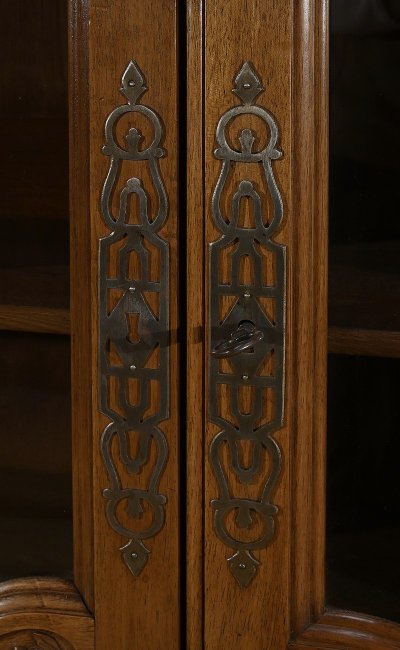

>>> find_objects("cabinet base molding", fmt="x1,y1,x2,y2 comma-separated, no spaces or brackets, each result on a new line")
291,610,400,650
0,578,94,650
0,630,73,649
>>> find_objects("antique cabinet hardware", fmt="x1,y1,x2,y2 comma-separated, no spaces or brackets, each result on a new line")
211,321,264,358
99,60,169,577
209,61,285,587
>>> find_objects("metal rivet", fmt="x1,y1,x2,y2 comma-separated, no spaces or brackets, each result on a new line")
238,563,246,569
128,80,135,87
131,552,138,558
130,365,136,371
243,291,251,298
243,83,251,88
242,375,249,381
129,286,136,292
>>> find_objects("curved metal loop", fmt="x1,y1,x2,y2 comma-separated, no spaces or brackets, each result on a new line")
100,60,168,232
211,321,264,358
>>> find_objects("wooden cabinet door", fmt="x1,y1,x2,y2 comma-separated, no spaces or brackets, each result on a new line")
69,1,400,649
189,1,400,648
70,1,181,648
188,2,293,647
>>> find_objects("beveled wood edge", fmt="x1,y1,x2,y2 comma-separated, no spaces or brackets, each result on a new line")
0,305,70,335
186,1,205,649
290,0,328,634
290,609,400,649
0,577,93,648
68,0,94,613
0,577,91,617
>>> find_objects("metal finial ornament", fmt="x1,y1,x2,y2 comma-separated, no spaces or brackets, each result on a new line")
209,61,285,587
233,61,264,105
120,60,147,103
99,60,169,577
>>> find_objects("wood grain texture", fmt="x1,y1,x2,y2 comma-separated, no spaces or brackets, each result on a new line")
288,644,344,650
69,0,94,613
186,2,204,649
0,630,73,649
0,578,93,649
310,0,329,619
0,305,69,335
290,0,328,635
294,610,400,650
203,2,291,648
87,2,180,648
328,326,400,358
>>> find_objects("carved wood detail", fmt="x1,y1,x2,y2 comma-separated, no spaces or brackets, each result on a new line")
0,578,93,650
290,610,400,650
0,630,73,649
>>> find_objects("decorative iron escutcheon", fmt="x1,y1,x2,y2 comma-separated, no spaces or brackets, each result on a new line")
99,60,169,577
209,61,285,587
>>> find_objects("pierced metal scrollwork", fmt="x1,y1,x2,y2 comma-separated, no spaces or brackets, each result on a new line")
99,60,169,576
209,61,285,587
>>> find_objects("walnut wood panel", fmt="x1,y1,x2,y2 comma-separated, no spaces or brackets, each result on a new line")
87,2,180,648
203,2,291,648
186,2,205,649
0,577,93,649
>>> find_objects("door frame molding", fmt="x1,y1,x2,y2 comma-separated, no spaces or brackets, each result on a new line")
289,2,400,648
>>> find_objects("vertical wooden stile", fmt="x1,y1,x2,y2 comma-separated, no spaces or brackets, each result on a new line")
69,0,94,613
186,1,205,649
203,2,292,648
87,2,181,648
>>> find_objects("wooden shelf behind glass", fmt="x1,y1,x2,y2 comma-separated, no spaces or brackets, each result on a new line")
328,241,400,357
0,266,70,335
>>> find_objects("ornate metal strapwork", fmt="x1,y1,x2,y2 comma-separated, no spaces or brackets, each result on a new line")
99,60,169,577
209,61,285,587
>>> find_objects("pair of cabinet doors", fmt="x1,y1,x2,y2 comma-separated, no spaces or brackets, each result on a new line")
4,1,394,649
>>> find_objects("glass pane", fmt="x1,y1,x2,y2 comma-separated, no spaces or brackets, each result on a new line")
327,355,400,621
0,333,72,579
327,0,400,620
329,0,400,333
0,1,71,580
0,0,69,312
